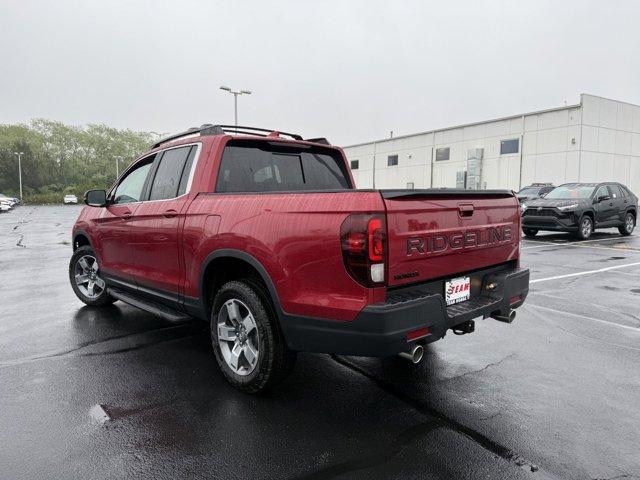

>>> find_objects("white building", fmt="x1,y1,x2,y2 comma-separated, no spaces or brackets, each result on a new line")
344,94,640,194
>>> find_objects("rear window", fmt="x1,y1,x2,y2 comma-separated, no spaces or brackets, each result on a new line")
215,141,351,193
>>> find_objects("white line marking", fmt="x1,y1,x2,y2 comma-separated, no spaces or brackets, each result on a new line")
522,239,639,252
572,244,640,253
521,243,560,250
530,261,640,284
525,303,640,332
525,243,640,253
522,236,629,246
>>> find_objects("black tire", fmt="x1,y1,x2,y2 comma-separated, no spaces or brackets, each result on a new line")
68,246,115,306
522,228,538,238
574,215,593,240
211,279,296,394
618,212,635,236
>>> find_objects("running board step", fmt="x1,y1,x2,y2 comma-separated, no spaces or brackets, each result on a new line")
108,288,192,323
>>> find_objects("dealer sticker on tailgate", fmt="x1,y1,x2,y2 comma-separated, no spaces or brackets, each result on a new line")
445,276,470,306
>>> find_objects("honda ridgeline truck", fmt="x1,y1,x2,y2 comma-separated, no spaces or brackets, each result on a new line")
69,125,530,393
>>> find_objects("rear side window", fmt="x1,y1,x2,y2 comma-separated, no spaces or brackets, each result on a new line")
621,185,636,199
610,185,626,199
215,141,351,193
149,146,193,200
177,147,197,196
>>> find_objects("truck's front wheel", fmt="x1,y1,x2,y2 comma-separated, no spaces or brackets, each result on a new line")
211,280,296,393
69,246,115,306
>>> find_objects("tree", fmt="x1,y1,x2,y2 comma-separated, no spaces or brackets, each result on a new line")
0,119,154,202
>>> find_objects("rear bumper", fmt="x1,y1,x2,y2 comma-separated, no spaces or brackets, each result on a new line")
282,267,530,357
522,214,579,231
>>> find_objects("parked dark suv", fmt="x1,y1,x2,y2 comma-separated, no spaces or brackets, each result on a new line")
516,183,554,213
517,183,555,202
521,182,637,239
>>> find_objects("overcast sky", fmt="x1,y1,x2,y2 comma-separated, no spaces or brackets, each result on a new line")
1,0,639,145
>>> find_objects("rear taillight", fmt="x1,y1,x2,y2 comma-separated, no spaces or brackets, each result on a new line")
341,214,386,287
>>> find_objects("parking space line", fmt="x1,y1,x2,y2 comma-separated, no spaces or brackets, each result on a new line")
521,243,560,250
520,243,631,252
522,236,630,246
530,261,640,284
522,240,639,252
525,303,640,332
570,244,640,253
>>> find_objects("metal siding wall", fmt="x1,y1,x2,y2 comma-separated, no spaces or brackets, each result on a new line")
343,95,640,195
579,94,640,194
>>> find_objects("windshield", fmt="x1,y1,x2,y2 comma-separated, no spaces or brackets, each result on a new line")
545,185,595,199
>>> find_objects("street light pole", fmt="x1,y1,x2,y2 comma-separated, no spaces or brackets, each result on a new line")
219,86,252,127
234,93,238,126
115,156,123,180
13,152,24,202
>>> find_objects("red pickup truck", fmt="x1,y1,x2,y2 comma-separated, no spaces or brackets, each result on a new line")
69,125,529,393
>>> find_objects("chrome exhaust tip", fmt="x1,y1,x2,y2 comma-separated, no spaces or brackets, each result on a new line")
491,310,516,323
399,344,424,364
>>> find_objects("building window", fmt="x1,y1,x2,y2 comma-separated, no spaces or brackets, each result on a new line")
406,182,415,189
500,138,519,155
350,160,359,170
387,155,398,166
435,147,450,161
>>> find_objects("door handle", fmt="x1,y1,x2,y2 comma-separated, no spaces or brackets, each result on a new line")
163,209,178,218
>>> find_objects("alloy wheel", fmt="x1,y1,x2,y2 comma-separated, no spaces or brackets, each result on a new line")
626,214,635,233
581,218,592,238
216,298,260,376
74,255,105,299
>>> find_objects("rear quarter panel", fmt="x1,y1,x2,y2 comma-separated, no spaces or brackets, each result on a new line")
183,191,386,321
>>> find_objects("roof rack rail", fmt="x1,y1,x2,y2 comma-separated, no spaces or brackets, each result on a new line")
151,124,305,149
305,137,331,145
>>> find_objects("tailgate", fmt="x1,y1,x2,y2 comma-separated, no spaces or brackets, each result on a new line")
382,190,520,287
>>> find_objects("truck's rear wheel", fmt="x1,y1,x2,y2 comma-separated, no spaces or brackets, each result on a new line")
522,228,538,238
211,280,296,393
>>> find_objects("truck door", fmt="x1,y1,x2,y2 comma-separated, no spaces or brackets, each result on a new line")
94,158,154,281
128,144,199,303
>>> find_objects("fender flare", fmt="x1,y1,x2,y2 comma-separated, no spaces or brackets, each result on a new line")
199,249,285,320
72,229,94,251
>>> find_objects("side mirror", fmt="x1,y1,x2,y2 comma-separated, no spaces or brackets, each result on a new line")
596,195,611,203
85,189,107,207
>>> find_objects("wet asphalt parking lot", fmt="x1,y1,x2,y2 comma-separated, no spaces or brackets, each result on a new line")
0,205,639,480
